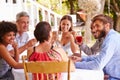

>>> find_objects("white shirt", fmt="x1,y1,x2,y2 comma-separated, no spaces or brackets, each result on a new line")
62,42,73,56
16,32,29,47
7,32,29,50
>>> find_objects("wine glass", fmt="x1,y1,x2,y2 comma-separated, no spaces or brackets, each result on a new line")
52,31,61,47
75,31,83,56
76,31,83,43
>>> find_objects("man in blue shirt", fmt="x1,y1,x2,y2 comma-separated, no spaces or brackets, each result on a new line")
7,11,36,57
71,14,120,80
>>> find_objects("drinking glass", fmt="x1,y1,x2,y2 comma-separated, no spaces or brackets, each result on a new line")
52,31,62,47
75,31,82,56
76,31,83,43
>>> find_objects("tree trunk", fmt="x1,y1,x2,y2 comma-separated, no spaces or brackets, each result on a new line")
69,0,74,14
83,0,105,44
115,13,120,32
84,14,92,44
99,0,105,14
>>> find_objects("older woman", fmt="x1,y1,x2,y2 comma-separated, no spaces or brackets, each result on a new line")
27,21,68,80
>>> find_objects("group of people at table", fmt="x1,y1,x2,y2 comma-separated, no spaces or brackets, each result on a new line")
0,11,120,80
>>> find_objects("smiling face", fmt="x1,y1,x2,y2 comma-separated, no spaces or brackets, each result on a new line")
60,19,72,32
16,16,29,33
91,20,106,39
2,32,16,45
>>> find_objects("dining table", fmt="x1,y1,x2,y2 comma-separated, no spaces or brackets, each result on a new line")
12,67,104,80
12,50,104,80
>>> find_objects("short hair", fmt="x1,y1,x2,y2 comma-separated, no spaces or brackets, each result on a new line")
16,11,29,21
34,21,51,43
59,15,73,31
0,21,17,42
91,14,113,29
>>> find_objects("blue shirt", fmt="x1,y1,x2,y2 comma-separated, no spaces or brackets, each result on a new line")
75,29,120,79
7,32,29,50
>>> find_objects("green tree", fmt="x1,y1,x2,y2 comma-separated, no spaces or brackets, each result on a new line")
104,0,120,32
37,0,67,15
62,0,79,14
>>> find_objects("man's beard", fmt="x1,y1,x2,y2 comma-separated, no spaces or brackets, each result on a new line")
98,28,106,39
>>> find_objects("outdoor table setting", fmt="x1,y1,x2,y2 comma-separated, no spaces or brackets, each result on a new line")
12,68,104,80
12,52,104,80
12,44,104,80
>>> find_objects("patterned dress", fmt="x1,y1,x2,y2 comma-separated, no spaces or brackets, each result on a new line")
29,48,62,80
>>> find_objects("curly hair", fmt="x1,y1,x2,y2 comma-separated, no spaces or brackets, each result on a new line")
0,21,17,42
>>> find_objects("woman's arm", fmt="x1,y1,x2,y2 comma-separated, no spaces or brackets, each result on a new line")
0,45,23,69
27,47,34,59
9,38,37,55
70,31,80,54
11,42,19,62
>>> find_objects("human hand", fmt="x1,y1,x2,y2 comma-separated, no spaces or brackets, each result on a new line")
64,32,75,41
69,55,82,63
11,41,18,49
70,31,76,36
11,41,19,59
26,38,37,48
72,53,81,57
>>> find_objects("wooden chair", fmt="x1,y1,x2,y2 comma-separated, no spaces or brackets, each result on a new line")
22,55,75,80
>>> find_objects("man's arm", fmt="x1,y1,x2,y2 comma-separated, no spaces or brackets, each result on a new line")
80,39,103,55
9,39,37,55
